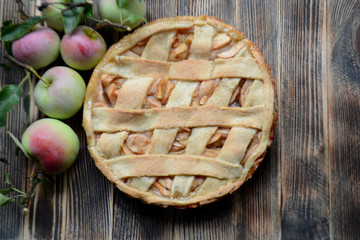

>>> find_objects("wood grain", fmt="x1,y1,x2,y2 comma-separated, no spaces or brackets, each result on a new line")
327,1,360,239
279,1,330,239
1,0,360,239
234,1,281,239
111,1,176,240
172,1,237,240
0,1,38,239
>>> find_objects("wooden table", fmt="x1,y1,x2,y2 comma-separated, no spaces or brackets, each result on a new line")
1,0,359,239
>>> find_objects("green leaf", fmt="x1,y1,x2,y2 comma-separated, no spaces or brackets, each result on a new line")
0,193,15,207
62,0,86,33
0,63,11,72
127,13,146,24
0,188,14,194
116,0,129,8
3,20,12,27
4,173,11,185
83,3,93,18
41,176,53,189
0,16,46,41
7,131,33,160
4,41,12,55
23,94,30,126
0,158,8,164
0,85,22,127
19,197,26,205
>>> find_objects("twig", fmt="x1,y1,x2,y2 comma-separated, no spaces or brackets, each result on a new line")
5,55,50,87
38,1,90,12
22,164,40,215
92,18,132,32
15,0,29,20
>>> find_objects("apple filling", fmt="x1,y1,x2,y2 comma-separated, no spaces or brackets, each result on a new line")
87,18,273,202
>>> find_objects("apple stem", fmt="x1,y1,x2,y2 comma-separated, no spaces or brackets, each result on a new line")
22,164,40,215
15,0,29,20
5,55,50,87
18,70,31,88
92,18,132,32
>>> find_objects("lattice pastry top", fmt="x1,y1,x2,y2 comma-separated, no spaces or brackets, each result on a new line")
83,16,277,208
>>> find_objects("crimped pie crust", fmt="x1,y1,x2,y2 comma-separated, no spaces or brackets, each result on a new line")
83,16,277,208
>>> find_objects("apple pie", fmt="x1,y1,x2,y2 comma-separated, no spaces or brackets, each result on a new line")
83,16,277,208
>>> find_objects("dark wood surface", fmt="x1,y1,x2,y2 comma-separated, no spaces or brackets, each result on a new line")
1,0,359,239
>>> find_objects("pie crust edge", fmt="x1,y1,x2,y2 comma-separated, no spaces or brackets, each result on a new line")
82,15,278,208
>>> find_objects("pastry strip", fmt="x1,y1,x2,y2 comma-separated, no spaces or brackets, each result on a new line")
111,56,170,79
238,47,276,182
106,155,243,179
133,82,198,190
171,78,240,197
115,77,154,109
185,78,241,154
103,20,194,60
243,80,265,107
96,132,128,159
188,24,216,60
217,127,257,164
211,57,263,79
141,31,176,61
141,25,217,194
169,23,216,197
168,60,213,80
104,56,263,81
92,106,264,132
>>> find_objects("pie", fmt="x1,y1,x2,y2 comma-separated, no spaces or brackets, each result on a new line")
83,16,277,208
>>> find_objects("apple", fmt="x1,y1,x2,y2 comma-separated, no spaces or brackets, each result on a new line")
41,0,84,32
97,0,146,30
42,0,67,32
60,26,107,70
12,27,60,70
34,66,86,119
21,118,79,175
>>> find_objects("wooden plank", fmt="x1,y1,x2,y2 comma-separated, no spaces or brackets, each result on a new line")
279,1,330,239
0,1,37,239
171,1,236,240
0,2,113,240
327,1,360,239
234,1,281,239
111,1,177,239
63,113,113,240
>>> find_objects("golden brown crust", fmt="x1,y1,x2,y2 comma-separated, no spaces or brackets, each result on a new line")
83,15,277,208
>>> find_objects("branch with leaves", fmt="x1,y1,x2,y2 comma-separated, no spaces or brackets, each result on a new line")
0,0,147,214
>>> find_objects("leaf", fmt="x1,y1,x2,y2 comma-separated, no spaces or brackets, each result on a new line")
0,188,14,194
4,173,11,185
4,41,12,55
83,3,93,18
41,176,53,189
0,16,46,41
127,13,146,24
62,0,86,33
0,85,22,127
23,95,30,126
19,197,26,205
0,158,8,164
0,63,11,73
0,193,15,207
116,0,129,8
7,131,33,160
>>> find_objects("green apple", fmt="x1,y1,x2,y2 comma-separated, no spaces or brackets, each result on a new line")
60,26,107,70
22,119,79,175
97,0,146,30
42,0,84,32
12,27,60,70
34,66,86,119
